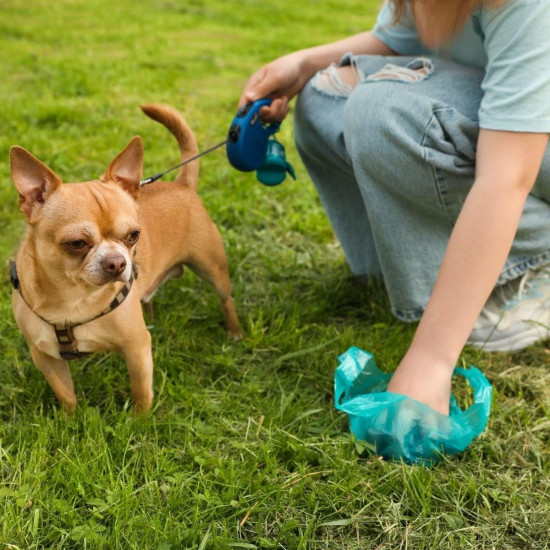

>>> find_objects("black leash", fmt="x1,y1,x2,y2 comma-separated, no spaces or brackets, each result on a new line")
140,140,227,186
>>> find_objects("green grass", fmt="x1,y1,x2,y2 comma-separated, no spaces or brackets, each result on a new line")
1,0,550,548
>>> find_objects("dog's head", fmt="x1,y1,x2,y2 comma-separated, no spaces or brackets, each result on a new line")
10,137,144,287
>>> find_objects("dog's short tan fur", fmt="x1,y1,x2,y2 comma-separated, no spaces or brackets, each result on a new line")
10,104,242,412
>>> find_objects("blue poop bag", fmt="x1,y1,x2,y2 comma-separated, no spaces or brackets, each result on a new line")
334,347,492,464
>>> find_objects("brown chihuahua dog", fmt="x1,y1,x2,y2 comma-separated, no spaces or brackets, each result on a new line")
10,104,242,412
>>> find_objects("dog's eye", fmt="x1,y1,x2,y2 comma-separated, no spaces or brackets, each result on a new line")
126,230,140,244
68,240,87,250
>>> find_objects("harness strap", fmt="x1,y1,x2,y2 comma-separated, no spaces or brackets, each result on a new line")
54,324,83,360
10,261,136,361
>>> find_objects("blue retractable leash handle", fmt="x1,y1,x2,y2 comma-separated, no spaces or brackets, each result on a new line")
226,98,296,186
141,98,296,187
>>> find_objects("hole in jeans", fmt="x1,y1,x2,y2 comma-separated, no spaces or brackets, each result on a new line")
312,62,365,97
366,57,433,83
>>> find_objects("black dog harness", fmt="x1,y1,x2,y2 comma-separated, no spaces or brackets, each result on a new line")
10,261,136,361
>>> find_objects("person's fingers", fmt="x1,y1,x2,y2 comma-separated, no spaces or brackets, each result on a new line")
239,66,281,107
258,97,289,123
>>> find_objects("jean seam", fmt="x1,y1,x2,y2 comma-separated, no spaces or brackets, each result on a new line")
499,251,550,285
419,110,455,221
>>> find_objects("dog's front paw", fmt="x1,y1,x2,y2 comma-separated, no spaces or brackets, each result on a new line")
131,388,154,414
227,326,244,340
60,398,78,415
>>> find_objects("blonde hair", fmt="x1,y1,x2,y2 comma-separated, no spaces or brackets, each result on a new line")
391,0,503,46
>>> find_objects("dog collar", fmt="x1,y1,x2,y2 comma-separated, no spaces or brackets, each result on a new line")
10,261,137,361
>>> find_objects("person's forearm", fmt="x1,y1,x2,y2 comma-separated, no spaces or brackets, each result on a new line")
295,32,396,83
387,131,548,414
386,174,531,414
409,176,530,367
409,131,549,367
240,31,395,113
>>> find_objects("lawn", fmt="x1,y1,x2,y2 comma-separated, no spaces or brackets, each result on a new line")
1,0,550,548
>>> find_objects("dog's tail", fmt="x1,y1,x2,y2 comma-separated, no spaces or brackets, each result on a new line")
140,104,199,189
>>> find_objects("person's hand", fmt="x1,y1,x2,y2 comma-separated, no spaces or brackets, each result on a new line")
237,31,395,122
239,51,310,123
386,354,453,416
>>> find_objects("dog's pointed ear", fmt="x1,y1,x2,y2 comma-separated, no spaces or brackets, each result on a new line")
10,146,63,219
103,136,143,200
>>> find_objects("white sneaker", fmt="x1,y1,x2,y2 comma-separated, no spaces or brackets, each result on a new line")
468,265,550,352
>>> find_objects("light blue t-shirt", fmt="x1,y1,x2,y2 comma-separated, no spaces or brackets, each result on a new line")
372,0,550,133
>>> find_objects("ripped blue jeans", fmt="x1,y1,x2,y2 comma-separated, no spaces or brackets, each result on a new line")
294,54,550,321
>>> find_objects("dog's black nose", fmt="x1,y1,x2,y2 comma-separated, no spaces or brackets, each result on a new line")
102,254,127,277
